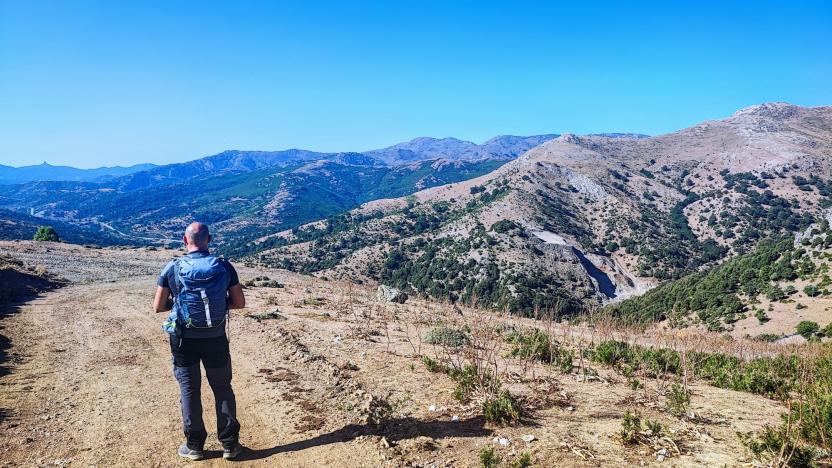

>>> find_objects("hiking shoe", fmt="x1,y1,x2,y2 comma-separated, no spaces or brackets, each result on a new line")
223,442,243,460
178,443,205,461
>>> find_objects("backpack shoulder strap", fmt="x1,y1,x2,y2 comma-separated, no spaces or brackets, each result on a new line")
171,257,183,295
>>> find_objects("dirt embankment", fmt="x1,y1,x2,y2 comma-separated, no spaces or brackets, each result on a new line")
0,252,64,308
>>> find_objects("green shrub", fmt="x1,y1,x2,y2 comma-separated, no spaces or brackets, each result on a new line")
510,452,532,468
628,377,643,390
755,309,770,324
482,390,522,425
590,340,797,399
593,340,631,365
696,353,797,399
506,328,552,362
490,219,518,234
552,347,575,374
666,383,690,417
33,226,59,242
754,333,781,342
479,446,501,468
637,347,681,376
804,284,820,297
422,355,446,373
739,425,818,468
619,410,666,446
789,350,832,449
450,364,500,403
645,419,664,436
619,410,642,445
424,326,470,347
796,321,820,339
506,329,574,373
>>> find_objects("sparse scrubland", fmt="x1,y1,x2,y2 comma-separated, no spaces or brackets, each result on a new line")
1,241,830,466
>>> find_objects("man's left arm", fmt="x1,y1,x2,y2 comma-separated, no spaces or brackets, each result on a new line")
225,261,246,310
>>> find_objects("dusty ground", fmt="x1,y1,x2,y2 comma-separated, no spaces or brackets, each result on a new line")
0,241,790,467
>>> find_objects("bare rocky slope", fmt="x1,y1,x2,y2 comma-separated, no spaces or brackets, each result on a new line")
249,103,832,317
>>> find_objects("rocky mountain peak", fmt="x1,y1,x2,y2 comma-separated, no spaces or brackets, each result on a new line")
732,102,803,119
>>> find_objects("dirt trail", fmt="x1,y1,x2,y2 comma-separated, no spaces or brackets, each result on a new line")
0,248,386,467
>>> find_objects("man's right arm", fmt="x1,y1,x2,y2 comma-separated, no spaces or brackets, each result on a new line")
153,261,175,313
153,286,172,313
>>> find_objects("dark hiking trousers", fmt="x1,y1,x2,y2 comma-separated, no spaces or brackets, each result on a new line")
170,334,240,450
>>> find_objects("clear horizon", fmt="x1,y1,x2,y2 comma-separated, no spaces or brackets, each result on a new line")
1,1,831,169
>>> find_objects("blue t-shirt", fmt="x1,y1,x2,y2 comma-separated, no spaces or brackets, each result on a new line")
157,250,240,339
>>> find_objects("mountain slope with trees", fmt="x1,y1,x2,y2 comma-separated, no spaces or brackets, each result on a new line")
249,103,832,317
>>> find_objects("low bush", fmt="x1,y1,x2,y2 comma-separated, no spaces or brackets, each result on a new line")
739,425,818,468
789,350,832,450
482,390,522,425
424,326,470,347
666,383,690,417
509,452,532,468
33,226,59,242
449,364,500,403
422,355,447,373
619,410,665,445
754,333,781,342
506,328,574,373
619,410,643,445
590,340,798,399
593,340,631,365
479,446,501,468
796,321,820,339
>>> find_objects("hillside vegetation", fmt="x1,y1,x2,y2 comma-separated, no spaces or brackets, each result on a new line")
610,212,832,332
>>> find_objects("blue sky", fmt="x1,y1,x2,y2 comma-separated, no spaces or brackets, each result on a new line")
1,1,830,168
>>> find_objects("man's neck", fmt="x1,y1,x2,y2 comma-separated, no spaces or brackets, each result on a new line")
186,247,209,254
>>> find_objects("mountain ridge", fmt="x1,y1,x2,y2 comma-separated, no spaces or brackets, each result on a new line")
0,162,157,185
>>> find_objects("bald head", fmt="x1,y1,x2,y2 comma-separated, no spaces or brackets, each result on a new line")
183,222,211,251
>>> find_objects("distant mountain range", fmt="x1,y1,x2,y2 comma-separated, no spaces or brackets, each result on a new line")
0,162,157,185
0,134,561,244
0,133,647,187
364,135,559,165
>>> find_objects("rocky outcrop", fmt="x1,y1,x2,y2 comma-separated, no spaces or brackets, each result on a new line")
376,285,408,304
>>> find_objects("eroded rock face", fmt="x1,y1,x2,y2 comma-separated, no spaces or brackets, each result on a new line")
376,285,408,304
794,208,832,247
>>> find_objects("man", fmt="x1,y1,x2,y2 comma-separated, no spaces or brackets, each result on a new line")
153,222,246,461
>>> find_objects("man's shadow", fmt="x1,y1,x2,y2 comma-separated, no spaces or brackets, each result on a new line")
218,415,493,461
